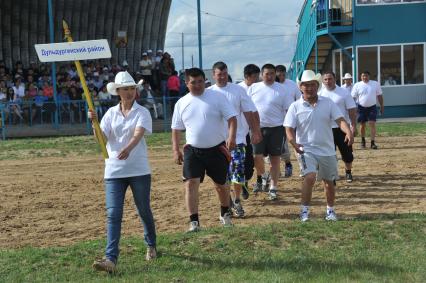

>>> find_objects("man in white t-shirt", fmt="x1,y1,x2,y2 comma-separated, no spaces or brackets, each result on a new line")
171,68,238,232
341,73,353,94
284,70,354,222
247,64,294,200
238,64,261,200
276,65,302,178
209,61,261,218
319,71,357,183
351,71,384,149
139,52,153,84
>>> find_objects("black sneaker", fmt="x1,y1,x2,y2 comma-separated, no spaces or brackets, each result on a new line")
371,143,378,149
345,172,353,183
242,183,250,200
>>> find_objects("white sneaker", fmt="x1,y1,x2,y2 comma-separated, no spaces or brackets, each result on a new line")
268,189,277,200
325,210,338,221
219,212,233,227
188,221,200,232
300,209,309,222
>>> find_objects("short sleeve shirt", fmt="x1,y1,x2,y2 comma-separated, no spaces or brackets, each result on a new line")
209,83,257,145
319,86,356,127
100,102,152,179
284,96,343,156
171,88,237,148
282,79,302,101
351,80,382,107
247,82,294,128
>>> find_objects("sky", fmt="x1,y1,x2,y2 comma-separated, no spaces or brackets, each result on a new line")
164,0,305,81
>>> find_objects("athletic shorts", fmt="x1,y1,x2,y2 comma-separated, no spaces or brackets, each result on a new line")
297,152,337,181
183,142,230,185
228,144,246,184
333,128,354,163
357,105,377,123
253,126,285,157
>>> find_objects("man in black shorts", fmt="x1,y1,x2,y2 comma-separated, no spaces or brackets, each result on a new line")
171,68,237,232
247,64,293,200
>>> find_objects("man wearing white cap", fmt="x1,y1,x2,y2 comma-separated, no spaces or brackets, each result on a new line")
341,73,353,94
139,52,153,84
284,70,353,222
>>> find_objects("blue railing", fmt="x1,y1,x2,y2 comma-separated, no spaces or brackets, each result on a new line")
0,96,181,140
289,0,353,80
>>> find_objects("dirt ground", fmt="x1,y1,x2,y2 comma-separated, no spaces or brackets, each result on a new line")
1,136,425,249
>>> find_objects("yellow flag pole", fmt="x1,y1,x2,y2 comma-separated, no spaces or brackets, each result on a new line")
62,20,109,159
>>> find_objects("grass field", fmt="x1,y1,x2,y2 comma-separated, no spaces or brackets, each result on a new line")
1,214,425,282
1,122,425,282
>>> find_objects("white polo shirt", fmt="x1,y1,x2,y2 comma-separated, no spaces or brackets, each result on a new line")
101,102,152,179
247,81,294,128
351,80,382,107
238,81,249,91
209,83,257,145
171,88,237,148
280,79,302,101
284,96,344,156
319,85,356,128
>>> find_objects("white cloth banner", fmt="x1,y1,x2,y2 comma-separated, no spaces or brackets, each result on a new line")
35,39,112,62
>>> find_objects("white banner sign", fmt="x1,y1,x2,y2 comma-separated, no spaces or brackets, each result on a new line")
35,39,112,62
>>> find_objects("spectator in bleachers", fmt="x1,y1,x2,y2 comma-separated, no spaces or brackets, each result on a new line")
138,80,163,119
7,87,24,123
167,70,180,114
159,52,175,97
139,52,153,84
13,76,26,99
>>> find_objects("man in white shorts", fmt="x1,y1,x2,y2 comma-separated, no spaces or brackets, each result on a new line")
248,64,294,200
275,64,302,178
319,71,357,182
171,68,237,232
284,70,354,222
209,61,261,217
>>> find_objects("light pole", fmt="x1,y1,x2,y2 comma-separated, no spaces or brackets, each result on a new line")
197,0,203,69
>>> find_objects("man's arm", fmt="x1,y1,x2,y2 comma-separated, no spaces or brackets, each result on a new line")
285,126,304,154
243,111,262,144
172,129,183,165
336,117,354,146
377,95,384,115
226,116,237,151
348,108,357,136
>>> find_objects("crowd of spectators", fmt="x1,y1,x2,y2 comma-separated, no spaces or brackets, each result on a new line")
0,49,185,126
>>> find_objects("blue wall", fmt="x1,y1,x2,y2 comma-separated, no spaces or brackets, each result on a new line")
337,3,426,47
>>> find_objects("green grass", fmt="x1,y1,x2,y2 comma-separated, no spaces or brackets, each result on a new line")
0,122,425,160
1,214,425,282
376,122,426,136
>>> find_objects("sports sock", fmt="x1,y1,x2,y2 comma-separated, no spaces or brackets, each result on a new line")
327,205,334,213
345,169,352,174
301,205,309,212
220,206,229,216
190,213,199,223
256,175,262,183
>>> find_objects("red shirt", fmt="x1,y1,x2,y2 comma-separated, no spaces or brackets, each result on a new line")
43,86,54,98
167,75,180,92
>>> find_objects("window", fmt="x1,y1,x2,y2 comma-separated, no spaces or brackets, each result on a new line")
358,47,378,80
334,51,341,85
357,0,426,4
342,48,353,78
404,44,424,84
380,45,401,85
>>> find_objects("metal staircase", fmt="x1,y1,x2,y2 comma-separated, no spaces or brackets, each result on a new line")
289,0,353,80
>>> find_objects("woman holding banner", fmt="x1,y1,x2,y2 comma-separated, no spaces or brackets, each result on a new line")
88,71,157,273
